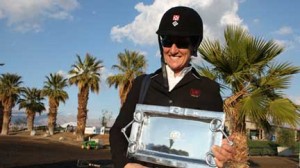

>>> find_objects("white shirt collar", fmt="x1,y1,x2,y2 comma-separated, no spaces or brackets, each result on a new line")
166,65,192,91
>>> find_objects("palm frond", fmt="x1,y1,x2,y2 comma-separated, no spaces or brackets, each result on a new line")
68,53,103,93
268,98,300,127
106,49,147,104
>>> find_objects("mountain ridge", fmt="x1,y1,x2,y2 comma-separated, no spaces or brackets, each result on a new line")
11,112,115,127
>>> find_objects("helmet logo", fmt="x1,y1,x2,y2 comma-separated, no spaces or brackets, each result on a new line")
172,15,180,27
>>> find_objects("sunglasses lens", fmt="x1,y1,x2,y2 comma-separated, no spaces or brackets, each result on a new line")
162,38,191,49
176,41,191,48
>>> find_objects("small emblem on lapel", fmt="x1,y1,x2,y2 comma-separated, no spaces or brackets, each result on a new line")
190,88,201,97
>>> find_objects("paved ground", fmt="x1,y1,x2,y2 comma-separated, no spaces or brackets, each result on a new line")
0,131,299,168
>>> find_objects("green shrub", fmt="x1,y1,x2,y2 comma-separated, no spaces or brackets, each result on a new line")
290,141,300,155
35,125,47,131
276,128,296,148
248,140,278,156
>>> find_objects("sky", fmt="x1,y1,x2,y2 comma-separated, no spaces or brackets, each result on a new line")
1,0,300,120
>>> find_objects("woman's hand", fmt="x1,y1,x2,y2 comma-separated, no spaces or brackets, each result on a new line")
124,163,148,168
211,137,235,168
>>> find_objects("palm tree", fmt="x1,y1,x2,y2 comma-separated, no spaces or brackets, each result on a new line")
69,53,103,141
18,87,45,133
42,73,69,135
0,64,4,131
0,103,3,131
0,73,23,135
198,25,300,168
106,49,147,105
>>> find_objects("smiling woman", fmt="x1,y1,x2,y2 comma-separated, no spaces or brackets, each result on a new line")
109,6,234,168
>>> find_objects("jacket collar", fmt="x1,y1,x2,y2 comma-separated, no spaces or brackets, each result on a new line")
151,67,202,89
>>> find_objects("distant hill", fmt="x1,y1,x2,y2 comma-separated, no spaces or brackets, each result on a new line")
11,112,115,127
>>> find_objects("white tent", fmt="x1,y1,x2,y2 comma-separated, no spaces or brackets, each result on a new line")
60,122,77,128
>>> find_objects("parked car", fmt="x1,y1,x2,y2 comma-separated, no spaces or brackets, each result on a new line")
81,140,99,150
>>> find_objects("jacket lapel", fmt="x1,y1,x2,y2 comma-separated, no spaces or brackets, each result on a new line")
173,68,200,90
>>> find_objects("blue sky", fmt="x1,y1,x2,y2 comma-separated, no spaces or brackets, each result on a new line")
1,0,300,119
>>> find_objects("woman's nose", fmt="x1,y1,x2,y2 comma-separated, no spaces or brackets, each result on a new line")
170,43,179,54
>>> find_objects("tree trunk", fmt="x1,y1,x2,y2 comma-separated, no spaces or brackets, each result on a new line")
47,110,56,135
76,87,89,141
27,111,35,132
119,85,125,106
1,102,12,135
120,82,132,106
228,132,249,168
48,99,58,136
224,91,249,168
0,103,3,131
227,108,249,167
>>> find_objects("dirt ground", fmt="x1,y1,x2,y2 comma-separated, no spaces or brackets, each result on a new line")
248,156,299,168
0,130,299,168
0,130,112,168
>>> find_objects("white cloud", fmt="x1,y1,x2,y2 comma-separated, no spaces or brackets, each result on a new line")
220,2,241,25
0,9,4,18
253,18,260,24
296,98,300,105
295,35,300,44
0,0,79,32
274,39,297,51
100,66,107,81
99,66,115,91
274,39,288,48
285,95,300,105
273,27,300,52
57,70,69,79
275,26,293,35
110,0,243,45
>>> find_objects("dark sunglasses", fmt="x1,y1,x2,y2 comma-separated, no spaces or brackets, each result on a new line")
161,37,192,49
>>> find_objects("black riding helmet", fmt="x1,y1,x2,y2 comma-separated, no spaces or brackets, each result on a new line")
156,6,203,56
156,6,204,89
